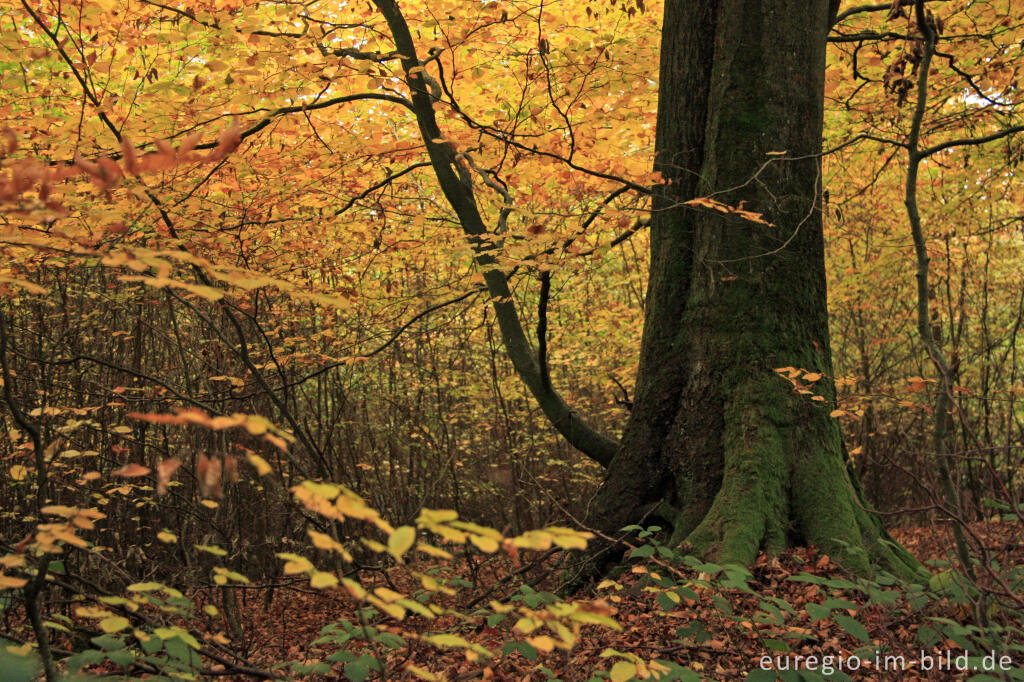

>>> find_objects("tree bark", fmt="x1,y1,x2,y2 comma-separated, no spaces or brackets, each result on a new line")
582,0,923,580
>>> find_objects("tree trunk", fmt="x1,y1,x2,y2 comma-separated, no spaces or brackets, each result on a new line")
582,0,922,580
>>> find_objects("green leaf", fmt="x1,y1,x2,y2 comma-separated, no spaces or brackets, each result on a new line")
656,591,679,611
164,636,193,664
833,614,870,642
139,634,163,654
345,659,371,682
628,544,654,558
745,670,779,681
327,650,356,663
107,647,135,667
66,648,105,673
516,642,538,661
806,603,831,621
0,647,41,682
374,631,406,649
90,634,126,650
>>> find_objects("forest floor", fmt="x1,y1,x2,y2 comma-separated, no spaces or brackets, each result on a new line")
193,519,1023,681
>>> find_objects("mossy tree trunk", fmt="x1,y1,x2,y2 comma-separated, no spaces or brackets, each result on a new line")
582,0,922,580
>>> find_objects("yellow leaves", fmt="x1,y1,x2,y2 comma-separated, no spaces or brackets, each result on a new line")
154,627,200,649
246,453,273,476
77,606,114,619
342,578,367,600
374,586,404,603
514,616,540,634
34,519,92,551
308,530,352,561
9,465,28,481
40,505,78,518
213,567,249,585
310,571,338,589
0,276,47,295
0,555,26,570
469,534,500,552
405,664,440,681
422,633,492,657
602,648,665,681
333,491,373,518
119,274,224,299
416,572,456,595
0,574,27,590
98,616,131,633
277,553,313,574
509,527,592,551
368,594,406,620
609,661,637,682
126,582,163,592
774,366,803,379
415,542,453,559
195,544,227,556
299,481,341,501
388,526,416,561
567,607,621,630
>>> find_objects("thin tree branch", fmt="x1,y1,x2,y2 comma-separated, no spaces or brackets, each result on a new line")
537,271,552,392
370,0,620,466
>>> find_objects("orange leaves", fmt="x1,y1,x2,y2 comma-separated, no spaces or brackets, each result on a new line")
194,453,240,498
0,125,245,212
119,136,141,175
156,457,181,495
197,453,223,498
684,196,772,225
112,462,151,477
774,367,830,401
1,128,17,157
209,125,243,161
128,408,293,450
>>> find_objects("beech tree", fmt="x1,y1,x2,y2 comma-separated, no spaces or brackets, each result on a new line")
581,0,924,577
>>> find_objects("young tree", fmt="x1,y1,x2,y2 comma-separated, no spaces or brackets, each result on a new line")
373,0,923,578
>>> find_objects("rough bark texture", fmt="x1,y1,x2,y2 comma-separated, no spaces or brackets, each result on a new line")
581,0,923,581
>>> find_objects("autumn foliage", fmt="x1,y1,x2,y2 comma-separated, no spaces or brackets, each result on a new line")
1,0,1023,679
